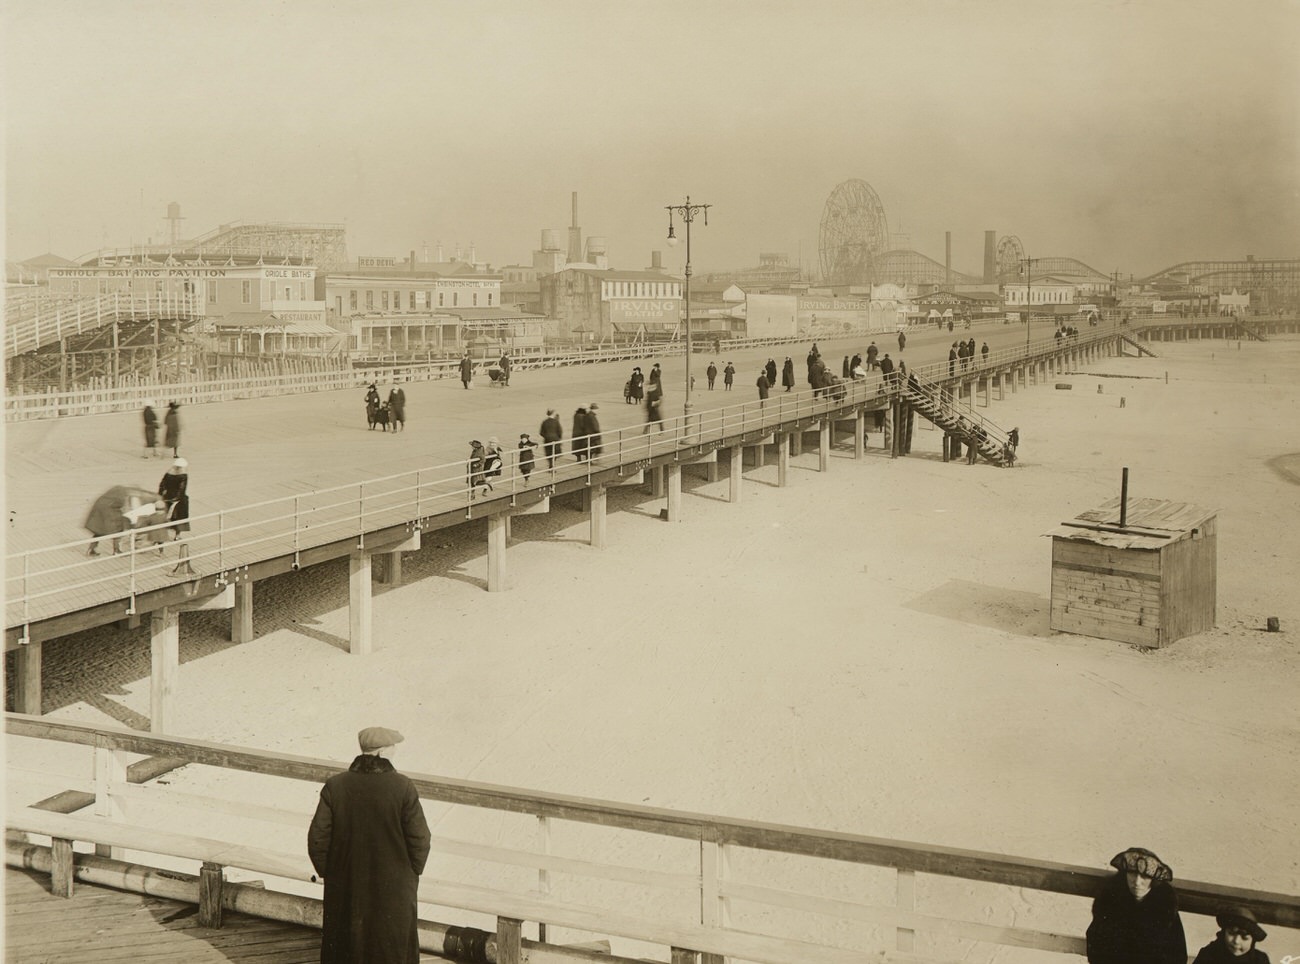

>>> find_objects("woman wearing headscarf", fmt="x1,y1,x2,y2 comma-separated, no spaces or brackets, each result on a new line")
1086,847,1186,964
158,457,190,540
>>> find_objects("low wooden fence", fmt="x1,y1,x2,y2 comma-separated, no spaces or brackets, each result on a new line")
7,716,1296,964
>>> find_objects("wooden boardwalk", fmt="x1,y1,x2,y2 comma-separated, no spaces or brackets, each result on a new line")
4,866,440,963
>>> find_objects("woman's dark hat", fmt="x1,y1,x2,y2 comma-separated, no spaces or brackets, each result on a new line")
1217,906,1266,942
1109,847,1172,883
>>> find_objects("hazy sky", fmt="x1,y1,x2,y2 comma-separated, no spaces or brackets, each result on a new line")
4,0,1297,278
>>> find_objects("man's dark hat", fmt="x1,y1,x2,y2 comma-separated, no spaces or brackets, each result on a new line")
1217,907,1266,942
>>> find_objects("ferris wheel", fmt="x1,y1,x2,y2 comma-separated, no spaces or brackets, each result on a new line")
997,235,1025,279
819,179,890,285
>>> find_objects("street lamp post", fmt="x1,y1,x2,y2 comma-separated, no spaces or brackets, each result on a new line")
666,196,710,417
1019,255,1041,349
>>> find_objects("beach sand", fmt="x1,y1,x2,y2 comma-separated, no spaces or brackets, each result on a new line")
7,337,1299,958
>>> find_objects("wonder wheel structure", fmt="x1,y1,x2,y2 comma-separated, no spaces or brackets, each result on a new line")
819,179,890,285
997,234,1025,280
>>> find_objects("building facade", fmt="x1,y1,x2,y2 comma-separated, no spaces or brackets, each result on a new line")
539,267,683,342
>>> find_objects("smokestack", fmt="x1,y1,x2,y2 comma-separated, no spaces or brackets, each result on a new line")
567,191,583,264
410,249,416,273
945,232,952,285
984,230,997,283
652,250,662,270
436,241,444,262
470,242,477,264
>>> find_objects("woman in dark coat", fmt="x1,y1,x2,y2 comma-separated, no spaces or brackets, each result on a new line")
723,362,735,390
765,358,778,387
629,367,645,403
387,387,406,430
1086,847,1186,964
517,433,537,481
585,403,603,458
648,363,662,389
163,402,181,457
782,357,795,391
158,458,190,538
142,400,159,457
571,407,590,462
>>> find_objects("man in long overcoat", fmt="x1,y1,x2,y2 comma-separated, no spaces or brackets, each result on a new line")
459,352,473,389
540,409,564,466
308,727,431,964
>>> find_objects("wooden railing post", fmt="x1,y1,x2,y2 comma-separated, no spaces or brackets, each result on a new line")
199,861,224,928
896,868,916,952
497,916,524,964
50,836,75,897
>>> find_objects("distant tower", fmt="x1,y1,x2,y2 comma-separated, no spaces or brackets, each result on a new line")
166,202,185,246
422,240,429,263
567,192,583,264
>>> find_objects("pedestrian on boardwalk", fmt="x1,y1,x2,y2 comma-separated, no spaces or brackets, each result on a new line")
459,351,474,389
540,409,563,466
163,402,182,457
850,353,862,375
980,341,990,366
949,342,959,376
308,726,431,964
466,440,492,497
723,362,735,391
757,370,770,407
1086,847,1186,964
966,336,976,360
484,438,505,483
1192,907,1269,964
643,384,664,434
572,407,590,462
958,341,969,372
159,456,195,574
84,486,167,556
866,342,879,369
706,361,718,390
842,355,851,378
586,403,603,458
765,357,777,388
878,353,895,391
498,351,511,386
629,366,645,403
648,363,662,389
898,330,906,352
782,356,795,391
387,386,406,431
142,399,160,458
518,433,537,481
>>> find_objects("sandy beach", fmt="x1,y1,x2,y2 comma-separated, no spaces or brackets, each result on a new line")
7,335,1299,958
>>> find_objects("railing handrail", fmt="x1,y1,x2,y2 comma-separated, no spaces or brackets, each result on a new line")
6,713,1297,929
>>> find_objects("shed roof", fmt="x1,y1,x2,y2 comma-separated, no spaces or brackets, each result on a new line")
1043,497,1216,550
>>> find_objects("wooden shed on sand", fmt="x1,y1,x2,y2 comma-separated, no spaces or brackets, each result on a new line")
1046,497,1217,648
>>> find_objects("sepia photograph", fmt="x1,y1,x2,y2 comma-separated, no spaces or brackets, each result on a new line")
3,1,1298,962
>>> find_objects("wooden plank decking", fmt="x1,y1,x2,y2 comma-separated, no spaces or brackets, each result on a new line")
5,866,441,963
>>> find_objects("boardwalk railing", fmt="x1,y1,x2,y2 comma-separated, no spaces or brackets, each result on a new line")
4,323,1130,634
6,716,1297,964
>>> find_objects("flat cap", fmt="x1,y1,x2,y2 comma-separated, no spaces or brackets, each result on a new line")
358,726,404,751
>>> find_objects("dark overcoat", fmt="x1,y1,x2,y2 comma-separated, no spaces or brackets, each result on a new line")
766,359,778,385
586,410,603,457
630,371,645,401
142,406,159,447
781,360,795,388
158,471,190,532
1086,874,1187,964
163,407,181,449
1193,938,1269,964
308,754,432,964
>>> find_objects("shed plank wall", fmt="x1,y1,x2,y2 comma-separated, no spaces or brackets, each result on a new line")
1158,517,1217,645
1052,540,1162,576
1050,541,1161,645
